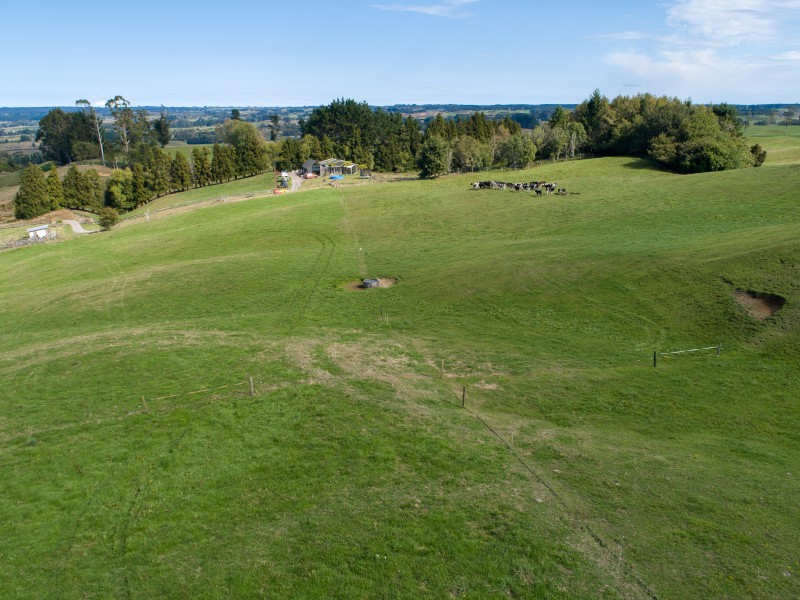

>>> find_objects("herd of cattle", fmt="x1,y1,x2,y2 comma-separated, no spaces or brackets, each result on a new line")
470,180,568,195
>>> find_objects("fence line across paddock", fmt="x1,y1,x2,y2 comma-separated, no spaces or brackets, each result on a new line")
653,343,722,366
660,344,722,356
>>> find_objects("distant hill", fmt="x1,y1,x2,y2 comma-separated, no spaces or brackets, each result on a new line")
4,103,797,124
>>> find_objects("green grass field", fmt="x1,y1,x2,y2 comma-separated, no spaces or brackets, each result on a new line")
163,142,216,160
124,172,277,216
1,135,799,598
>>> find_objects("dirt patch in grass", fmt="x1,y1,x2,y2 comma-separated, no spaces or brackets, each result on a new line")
473,381,501,391
342,277,398,291
734,290,786,320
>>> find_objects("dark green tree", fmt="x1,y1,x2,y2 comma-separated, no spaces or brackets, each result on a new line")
191,147,212,187
130,108,153,150
171,152,192,190
84,169,104,211
14,164,50,219
46,167,64,211
319,135,335,159
62,165,87,210
575,89,612,153
649,106,753,173
269,114,280,141
549,106,568,128
211,143,235,183
425,114,451,141
301,99,380,160
750,144,768,167
105,168,135,211
36,108,95,164
218,119,268,176
277,137,303,171
418,135,451,178
153,106,171,147
98,207,120,230
149,148,173,196
131,163,152,206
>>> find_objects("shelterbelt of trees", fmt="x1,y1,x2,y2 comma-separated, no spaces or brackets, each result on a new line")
16,97,276,221
15,90,766,221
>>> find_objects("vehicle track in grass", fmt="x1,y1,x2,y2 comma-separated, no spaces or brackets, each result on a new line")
45,411,174,596
260,228,336,329
113,421,192,600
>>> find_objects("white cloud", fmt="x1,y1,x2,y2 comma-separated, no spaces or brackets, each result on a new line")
666,0,800,44
601,0,800,99
606,49,737,82
772,50,800,60
589,31,652,41
373,0,478,18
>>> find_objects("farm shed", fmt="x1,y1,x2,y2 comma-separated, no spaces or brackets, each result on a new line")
27,225,49,239
303,158,358,176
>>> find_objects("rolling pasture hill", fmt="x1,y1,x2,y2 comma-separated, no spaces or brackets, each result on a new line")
1,134,799,598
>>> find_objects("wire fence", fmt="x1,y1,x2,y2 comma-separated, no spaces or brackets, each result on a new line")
445,377,659,600
654,343,722,366
2,378,260,446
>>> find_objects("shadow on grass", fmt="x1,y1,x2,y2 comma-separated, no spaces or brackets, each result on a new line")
620,158,660,170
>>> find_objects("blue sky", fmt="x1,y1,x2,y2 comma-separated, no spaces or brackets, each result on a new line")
2,0,799,107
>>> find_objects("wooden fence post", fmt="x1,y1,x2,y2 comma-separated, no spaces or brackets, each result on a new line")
249,376,255,397
462,386,466,408
653,351,657,368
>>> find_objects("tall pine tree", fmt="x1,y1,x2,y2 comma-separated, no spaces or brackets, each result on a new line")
14,164,50,219
171,152,192,191
46,167,64,211
191,147,212,187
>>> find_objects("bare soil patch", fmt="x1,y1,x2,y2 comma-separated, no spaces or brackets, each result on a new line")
473,381,501,391
734,290,785,320
343,277,398,291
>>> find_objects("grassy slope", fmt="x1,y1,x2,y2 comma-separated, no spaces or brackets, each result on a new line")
124,172,277,217
163,142,215,160
0,141,799,598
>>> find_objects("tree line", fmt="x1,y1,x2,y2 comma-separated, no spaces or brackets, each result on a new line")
279,92,762,177
17,90,765,222
270,98,538,176
14,115,276,221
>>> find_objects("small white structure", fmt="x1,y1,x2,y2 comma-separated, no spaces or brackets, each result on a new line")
27,225,49,239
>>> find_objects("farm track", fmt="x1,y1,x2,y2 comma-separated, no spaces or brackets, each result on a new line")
336,189,367,278
45,387,275,595
47,410,171,595
261,228,335,328
114,420,192,599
